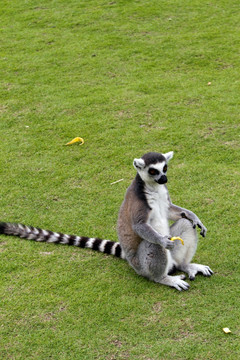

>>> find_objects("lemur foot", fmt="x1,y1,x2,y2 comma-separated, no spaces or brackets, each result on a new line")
182,263,214,281
158,274,190,291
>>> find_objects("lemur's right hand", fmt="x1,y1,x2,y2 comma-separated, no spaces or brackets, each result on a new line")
161,236,175,250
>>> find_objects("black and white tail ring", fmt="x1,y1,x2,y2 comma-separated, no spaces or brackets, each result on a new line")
0,222,126,259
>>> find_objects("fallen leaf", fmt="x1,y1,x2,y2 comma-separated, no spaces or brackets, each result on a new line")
65,137,84,145
223,328,231,334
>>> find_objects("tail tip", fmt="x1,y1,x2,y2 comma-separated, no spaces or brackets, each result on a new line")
0,222,7,234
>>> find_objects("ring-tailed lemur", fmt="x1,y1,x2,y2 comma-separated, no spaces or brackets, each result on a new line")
0,151,213,290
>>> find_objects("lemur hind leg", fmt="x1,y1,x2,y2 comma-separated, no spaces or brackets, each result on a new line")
128,240,190,291
170,218,213,280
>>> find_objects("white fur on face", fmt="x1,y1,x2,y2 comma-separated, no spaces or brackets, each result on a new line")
137,162,167,185
133,152,173,185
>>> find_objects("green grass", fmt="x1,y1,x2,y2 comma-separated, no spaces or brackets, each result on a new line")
0,0,239,359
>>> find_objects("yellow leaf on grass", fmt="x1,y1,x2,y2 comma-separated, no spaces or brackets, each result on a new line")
65,137,84,145
223,328,231,334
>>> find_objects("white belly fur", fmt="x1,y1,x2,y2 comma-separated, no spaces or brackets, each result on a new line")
146,185,170,236
146,185,173,273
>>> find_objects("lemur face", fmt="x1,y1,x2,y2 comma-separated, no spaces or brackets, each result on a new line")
148,162,168,184
133,151,174,185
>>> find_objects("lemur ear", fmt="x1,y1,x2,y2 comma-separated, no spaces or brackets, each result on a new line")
133,158,145,170
163,151,174,163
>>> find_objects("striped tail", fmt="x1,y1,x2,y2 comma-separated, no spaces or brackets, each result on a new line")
0,222,126,259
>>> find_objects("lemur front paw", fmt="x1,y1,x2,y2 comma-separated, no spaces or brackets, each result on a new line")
162,236,175,250
192,221,207,237
181,212,207,237
198,223,207,237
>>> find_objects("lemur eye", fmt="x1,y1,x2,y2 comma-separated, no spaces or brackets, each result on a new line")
163,164,168,173
148,168,159,176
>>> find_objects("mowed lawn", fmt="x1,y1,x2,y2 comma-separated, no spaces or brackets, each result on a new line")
0,0,239,359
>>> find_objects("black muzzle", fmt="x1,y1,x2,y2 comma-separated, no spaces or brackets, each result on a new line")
156,175,167,184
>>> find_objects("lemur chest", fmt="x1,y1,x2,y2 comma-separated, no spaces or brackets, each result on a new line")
145,186,170,236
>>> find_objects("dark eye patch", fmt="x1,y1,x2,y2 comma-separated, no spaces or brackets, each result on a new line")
163,164,168,173
148,168,160,176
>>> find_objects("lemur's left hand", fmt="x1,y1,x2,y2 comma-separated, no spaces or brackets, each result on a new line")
193,220,207,237
181,212,207,237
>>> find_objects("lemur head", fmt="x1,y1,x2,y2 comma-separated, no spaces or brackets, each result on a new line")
133,151,174,185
